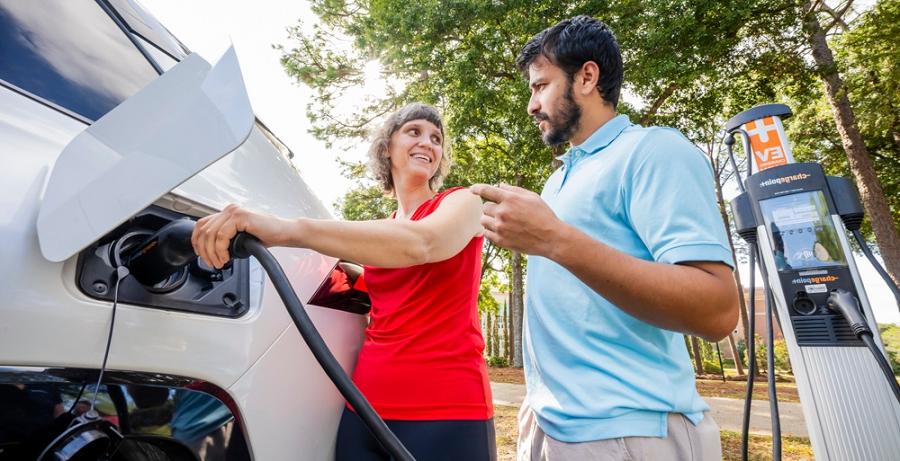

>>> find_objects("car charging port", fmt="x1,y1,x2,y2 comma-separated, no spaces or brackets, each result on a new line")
110,230,186,293
76,206,250,317
792,291,817,316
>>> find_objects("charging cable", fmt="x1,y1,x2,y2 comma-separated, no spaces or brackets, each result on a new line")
86,265,130,419
740,249,756,461
754,242,782,461
826,289,900,404
229,233,415,461
850,230,900,310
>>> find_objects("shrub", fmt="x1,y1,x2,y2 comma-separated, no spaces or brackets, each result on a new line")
755,336,768,371
736,339,747,366
487,356,508,368
773,339,793,373
702,360,722,374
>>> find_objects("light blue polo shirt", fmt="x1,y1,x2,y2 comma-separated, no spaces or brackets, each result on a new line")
523,114,734,442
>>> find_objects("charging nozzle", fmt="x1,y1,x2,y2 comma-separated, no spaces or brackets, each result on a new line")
826,289,870,337
229,232,256,260
123,219,197,286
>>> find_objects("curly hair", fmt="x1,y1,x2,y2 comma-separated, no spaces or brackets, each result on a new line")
367,103,449,195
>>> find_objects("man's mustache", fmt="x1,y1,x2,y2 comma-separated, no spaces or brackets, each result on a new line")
533,113,550,124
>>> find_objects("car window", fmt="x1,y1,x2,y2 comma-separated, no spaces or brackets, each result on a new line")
108,0,189,60
135,34,178,71
0,1,159,121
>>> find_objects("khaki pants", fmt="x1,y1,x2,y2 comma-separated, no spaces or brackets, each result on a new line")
517,404,723,461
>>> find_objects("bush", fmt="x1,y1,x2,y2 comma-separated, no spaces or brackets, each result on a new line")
773,339,792,373
888,349,900,375
702,360,722,374
736,339,747,366
486,356,508,368
878,324,900,375
750,337,794,374
755,336,768,371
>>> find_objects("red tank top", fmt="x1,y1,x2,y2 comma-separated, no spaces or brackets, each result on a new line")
351,187,493,420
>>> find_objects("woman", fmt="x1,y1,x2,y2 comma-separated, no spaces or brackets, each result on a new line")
191,103,495,460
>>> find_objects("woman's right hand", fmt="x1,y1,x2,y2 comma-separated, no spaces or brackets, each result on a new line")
191,204,295,269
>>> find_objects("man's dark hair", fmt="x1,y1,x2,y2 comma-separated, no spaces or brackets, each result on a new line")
516,16,623,108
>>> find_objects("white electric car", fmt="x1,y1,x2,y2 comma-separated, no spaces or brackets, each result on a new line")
0,1,369,459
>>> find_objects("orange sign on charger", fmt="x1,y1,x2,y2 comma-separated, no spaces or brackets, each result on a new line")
743,116,794,172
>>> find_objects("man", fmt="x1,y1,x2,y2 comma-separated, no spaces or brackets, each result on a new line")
471,16,739,461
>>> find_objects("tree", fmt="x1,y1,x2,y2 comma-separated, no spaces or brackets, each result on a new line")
689,336,705,374
799,0,900,284
784,1,900,283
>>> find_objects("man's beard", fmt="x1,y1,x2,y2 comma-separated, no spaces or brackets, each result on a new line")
535,83,582,146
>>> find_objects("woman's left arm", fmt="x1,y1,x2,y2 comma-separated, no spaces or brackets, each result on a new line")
192,190,484,269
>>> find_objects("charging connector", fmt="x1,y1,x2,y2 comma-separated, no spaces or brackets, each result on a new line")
826,289,900,404
825,289,870,336
123,219,197,286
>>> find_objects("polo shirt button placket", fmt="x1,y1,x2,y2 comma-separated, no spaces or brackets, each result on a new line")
558,148,583,192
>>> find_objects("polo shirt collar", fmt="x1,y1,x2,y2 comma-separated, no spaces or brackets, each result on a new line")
558,114,633,166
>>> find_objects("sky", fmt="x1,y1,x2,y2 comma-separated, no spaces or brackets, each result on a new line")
139,0,898,325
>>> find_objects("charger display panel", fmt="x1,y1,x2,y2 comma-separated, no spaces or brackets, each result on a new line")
758,190,847,273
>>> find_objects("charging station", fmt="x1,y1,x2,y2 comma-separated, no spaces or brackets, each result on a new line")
728,104,900,460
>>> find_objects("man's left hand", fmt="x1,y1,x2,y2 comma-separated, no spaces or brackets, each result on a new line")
469,183,563,256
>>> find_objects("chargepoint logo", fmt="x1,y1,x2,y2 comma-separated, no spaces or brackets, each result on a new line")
759,173,811,188
792,275,838,285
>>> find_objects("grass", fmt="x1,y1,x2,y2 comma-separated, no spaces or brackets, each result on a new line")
696,379,800,403
719,430,813,460
488,366,801,403
492,405,813,461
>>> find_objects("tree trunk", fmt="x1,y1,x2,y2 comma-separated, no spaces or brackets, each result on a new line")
494,303,506,357
488,312,498,357
727,332,744,376
495,307,501,358
510,251,525,368
485,312,493,357
690,336,705,374
506,294,513,364
804,4,900,285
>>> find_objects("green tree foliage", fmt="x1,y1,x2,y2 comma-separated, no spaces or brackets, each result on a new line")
336,185,397,221
477,271,503,315
281,0,897,238
786,0,900,237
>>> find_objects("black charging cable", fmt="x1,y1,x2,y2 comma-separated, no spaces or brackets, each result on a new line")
826,289,900,404
89,266,130,415
229,233,415,461
850,230,900,310
723,132,745,194
750,242,782,461
740,249,757,461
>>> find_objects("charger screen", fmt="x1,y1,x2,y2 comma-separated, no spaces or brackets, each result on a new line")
759,191,847,272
